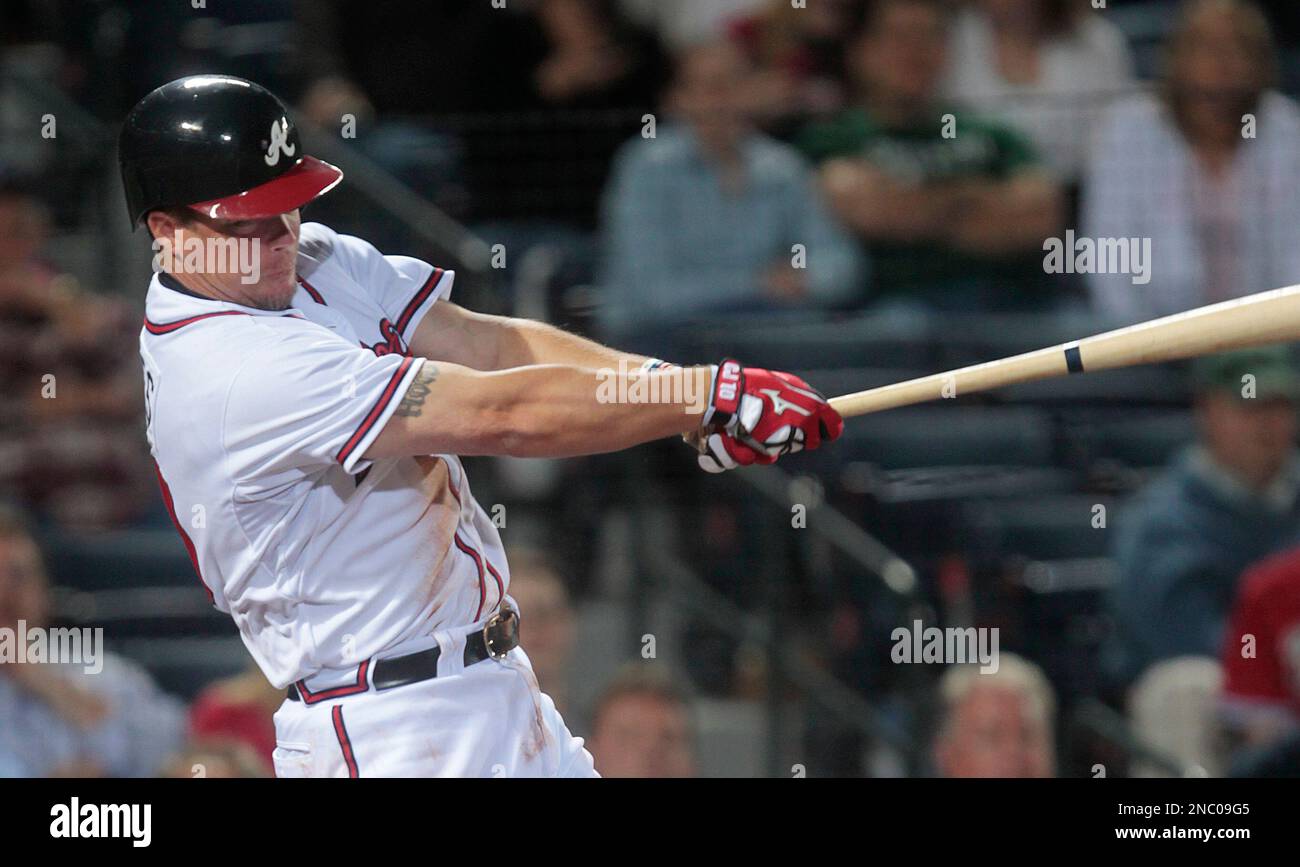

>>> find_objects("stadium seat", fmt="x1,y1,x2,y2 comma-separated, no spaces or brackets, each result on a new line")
686,310,938,371
963,495,1120,561
39,529,196,591
1062,410,1195,470
831,407,1057,470
114,636,250,701
1000,365,1189,407
934,311,1125,369
866,465,1077,504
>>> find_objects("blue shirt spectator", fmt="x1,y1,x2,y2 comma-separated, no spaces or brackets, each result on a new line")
0,505,185,777
598,41,864,334
1105,348,1300,687
0,748,29,777
0,655,185,778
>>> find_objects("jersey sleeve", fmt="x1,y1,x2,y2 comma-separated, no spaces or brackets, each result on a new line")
222,324,425,477
326,226,456,341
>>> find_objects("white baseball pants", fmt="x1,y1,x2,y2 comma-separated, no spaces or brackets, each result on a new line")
271,630,597,778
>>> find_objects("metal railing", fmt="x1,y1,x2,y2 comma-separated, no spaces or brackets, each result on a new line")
625,448,931,775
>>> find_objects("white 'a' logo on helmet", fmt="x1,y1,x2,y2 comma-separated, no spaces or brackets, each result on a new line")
264,118,296,166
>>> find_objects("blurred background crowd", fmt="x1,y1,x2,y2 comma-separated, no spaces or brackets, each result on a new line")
2,0,1300,777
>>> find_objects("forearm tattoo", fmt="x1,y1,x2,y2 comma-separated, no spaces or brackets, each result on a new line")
394,362,439,417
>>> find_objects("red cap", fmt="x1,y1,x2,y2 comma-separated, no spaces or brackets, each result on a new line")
187,155,343,221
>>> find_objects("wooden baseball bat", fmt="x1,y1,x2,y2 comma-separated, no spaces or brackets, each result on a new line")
828,283,1300,419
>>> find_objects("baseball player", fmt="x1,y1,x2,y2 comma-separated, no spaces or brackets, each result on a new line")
120,75,843,777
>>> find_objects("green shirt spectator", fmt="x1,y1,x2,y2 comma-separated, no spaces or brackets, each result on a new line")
799,0,1064,310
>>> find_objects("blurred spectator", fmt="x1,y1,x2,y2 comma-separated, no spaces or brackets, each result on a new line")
618,0,769,52
599,39,864,333
296,1,542,219
799,0,1064,310
587,664,697,777
507,549,577,719
940,0,1136,181
162,738,271,779
1105,347,1300,688
0,177,154,530
91,2,297,121
1082,0,1300,323
0,505,185,777
1256,0,1300,46
1226,728,1300,776
0,749,27,776
485,0,671,230
0,175,62,304
296,2,541,119
728,0,863,132
187,662,283,775
533,0,670,112
1220,545,1300,751
932,652,1056,777
298,1,666,229
1128,656,1225,776
0,2,87,176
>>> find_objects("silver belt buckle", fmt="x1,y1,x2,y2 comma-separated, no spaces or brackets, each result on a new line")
482,599,519,660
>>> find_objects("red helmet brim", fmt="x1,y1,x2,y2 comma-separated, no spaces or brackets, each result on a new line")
187,155,343,221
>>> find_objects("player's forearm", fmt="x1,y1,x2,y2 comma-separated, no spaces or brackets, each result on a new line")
484,363,711,457
492,315,648,370
365,360,711,460
409,302,650,372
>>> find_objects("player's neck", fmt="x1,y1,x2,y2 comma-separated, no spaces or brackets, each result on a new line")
159,269,290,311
158,270,215,302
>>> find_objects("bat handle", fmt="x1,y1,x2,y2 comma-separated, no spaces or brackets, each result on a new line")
682,428,709,454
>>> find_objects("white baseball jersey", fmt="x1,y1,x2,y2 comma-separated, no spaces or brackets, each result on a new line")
139,221,510,689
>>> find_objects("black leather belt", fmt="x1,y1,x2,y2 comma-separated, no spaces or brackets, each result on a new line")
288,606,520,703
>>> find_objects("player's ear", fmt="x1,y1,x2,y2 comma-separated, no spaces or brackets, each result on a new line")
144,210,168,241
145,207,193,241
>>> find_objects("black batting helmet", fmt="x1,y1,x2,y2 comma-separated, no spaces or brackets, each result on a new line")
118,75,342,229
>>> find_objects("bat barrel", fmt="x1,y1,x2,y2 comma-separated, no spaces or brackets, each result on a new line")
1072,283,1300,373
828,283,1300,419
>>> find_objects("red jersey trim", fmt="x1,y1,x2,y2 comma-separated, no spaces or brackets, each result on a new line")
395,267,444,336
334,356,415,466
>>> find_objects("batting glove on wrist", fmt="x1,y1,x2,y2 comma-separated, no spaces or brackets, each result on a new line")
694,358,844,473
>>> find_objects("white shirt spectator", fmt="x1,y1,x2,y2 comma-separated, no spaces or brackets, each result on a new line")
1082,91,1300,323
941,9,1135,180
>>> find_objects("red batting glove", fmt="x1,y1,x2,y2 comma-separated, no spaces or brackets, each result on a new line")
697,359,844,473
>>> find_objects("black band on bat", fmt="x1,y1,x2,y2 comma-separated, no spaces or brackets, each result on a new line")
1063,345,1084,374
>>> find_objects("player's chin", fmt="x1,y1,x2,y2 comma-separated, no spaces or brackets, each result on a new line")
256,267,297,307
